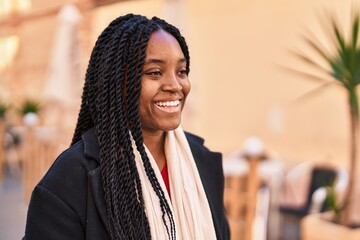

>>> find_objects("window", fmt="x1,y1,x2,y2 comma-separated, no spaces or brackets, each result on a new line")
93,0,124,7
0,0,32,18
0,35,19,72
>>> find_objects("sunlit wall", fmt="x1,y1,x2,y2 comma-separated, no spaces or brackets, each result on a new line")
92,0,360,169
1,0,360,169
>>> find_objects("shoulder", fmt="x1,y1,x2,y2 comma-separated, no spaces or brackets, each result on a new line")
185,131,205,146
25,139,94,238
35,129,100,214
185,131,222,161
39,138,97,188
185,131,223,183
41,128,99,183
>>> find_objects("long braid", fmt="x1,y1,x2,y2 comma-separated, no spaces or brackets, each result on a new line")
95,17,150,239
72,14,137,144
71,14,190,240
134,21,191,238
125,22,178,239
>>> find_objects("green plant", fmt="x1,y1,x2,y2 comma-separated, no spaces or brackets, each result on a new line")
0,102,8,118
20,100,41,116
293,12,360,227
325,181,345,224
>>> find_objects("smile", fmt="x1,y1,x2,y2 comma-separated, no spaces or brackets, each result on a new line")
155,100,180,107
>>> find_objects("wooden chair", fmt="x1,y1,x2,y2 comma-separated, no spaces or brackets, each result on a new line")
22,126,64,204
224,174,247,240
224,155,269,240
0,119,5,181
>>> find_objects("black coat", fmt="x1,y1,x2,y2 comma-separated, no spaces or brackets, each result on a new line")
24,128,230,240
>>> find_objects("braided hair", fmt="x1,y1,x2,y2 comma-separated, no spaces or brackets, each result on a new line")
71,14,190,240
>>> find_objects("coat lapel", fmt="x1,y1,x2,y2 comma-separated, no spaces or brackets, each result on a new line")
186,132,226,240
81,129,109,232
82,129,224,238
186,133,220,212
88,167,109,231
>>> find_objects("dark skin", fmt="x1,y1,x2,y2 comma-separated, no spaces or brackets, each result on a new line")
139,29,190,170
143,131,167,170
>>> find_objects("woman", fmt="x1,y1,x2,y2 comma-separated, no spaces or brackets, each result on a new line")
24,14,229,240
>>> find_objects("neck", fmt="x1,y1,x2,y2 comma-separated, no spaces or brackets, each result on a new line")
142,130,167,170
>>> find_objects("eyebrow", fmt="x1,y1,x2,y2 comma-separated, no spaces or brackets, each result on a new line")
144,58,187,65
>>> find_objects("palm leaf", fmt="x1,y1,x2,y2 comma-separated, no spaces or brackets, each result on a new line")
355,64,360,84
289,49,332,75
318,12,343,52
303,38,331,63
279,64,332,83
293,9,360,227
293,81,338,103
332,17,346,52
352,14,359,50
329,56,350,85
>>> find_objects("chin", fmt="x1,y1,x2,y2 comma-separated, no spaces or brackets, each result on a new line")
160,121,181,132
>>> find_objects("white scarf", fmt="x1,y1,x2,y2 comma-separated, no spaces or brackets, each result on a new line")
132,126,217,240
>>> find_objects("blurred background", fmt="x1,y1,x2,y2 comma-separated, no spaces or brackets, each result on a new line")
1,0,360,239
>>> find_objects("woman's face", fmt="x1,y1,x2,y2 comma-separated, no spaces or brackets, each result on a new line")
139,29,190,134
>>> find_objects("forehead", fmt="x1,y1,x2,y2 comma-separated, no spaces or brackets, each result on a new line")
145,29,183,58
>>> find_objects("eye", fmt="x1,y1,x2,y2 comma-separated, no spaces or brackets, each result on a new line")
178,69,188,77
146,71,162,76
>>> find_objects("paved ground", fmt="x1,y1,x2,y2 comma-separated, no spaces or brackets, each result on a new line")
0,167,27,240
0,166,299,240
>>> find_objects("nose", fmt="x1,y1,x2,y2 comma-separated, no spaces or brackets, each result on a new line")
161,73,182,92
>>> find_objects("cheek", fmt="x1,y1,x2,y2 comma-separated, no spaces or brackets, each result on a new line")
139,91,150,114
183,79,191,97
139,80,152,106
138,97,151,128
138,80,157,121
138,88,148,118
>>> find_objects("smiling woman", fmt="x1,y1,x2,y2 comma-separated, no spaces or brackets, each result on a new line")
23,14,229,240
140,29,191,136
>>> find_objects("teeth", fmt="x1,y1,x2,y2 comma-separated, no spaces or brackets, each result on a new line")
155,100,180,107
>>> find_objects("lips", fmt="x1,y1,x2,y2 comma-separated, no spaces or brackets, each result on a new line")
155,100,180,107
154,99,182,113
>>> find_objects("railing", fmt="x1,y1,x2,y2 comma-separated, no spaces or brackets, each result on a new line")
21,126,65,204
0,119,5,181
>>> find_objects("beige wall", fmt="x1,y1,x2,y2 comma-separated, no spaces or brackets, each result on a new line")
1,0,359,169
93,0,360,168
186,0,355,167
